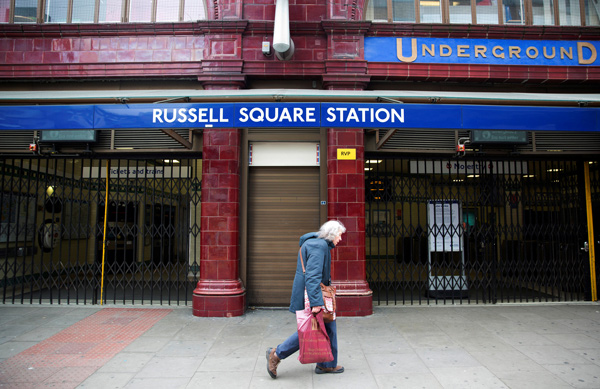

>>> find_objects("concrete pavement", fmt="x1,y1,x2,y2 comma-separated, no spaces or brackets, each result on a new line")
1,303,600,388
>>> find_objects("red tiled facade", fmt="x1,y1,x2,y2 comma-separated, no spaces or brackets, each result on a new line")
327,128,372,316
193,128,246,317
1,0,598,317
1,20,599,82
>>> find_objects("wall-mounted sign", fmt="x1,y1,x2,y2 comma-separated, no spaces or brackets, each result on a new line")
365,37,600,66
39,130,97,143
81,166,189,178
470,130,528,145
0,103,598,132
249,142,320,166
428,200,461,252
410,160,528,175
337,148,356,160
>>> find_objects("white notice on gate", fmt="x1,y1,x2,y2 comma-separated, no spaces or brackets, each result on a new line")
81,166,189,178
428,201,461,252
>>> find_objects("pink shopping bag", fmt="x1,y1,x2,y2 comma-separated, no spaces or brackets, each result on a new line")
296,309,334,364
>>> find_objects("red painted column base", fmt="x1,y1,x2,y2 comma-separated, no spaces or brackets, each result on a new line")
192,279,246,317
334,280,373,317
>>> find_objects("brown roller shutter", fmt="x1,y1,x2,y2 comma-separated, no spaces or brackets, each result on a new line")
247,166,320,306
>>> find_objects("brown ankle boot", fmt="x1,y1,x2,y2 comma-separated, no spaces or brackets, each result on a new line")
266,347,280,378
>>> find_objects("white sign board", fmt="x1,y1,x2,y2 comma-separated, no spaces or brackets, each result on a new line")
428,200,461,252
249,142,320,166
82,166,189,178
410,160,527,175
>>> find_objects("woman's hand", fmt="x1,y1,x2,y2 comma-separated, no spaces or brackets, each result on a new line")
311,306,322,314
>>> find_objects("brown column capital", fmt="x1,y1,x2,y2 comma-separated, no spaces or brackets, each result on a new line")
198,75,247,90
322,74,371,91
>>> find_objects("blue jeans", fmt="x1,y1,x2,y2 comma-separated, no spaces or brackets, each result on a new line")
275,319,338,369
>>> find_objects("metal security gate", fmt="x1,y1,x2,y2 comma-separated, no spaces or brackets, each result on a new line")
365,155,598,305
0,157,201,305
591,163,600,296
247,166,320,306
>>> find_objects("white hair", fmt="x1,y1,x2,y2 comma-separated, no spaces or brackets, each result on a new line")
317,220,346,242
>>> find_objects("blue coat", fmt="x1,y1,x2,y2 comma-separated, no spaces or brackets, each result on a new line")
288,232,335,313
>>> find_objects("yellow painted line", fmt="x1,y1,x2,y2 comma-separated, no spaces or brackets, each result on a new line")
100,160,109,305
584,162,597,301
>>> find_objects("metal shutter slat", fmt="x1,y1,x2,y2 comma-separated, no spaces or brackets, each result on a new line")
247,166,320,306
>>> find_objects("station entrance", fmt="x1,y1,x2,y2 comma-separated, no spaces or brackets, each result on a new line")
0,157,201,305
365,156,599,305
1,151,598,306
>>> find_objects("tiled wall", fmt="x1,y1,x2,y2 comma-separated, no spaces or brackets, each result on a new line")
193,128,246,317
200,128,241,282
327,128,373,317
0,34,204,78
0,35,204,63
1,18,598,82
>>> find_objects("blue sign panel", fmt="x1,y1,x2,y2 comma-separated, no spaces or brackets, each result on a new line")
0,103,598,132
94,103,235,129
321,103,462,129
462,106,599,132
365,37,600,66
0,105,94,131
233,103,320,127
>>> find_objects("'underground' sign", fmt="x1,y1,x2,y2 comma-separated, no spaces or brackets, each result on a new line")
366,37,600,66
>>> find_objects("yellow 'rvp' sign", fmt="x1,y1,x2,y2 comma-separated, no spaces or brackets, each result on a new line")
337,148,356,160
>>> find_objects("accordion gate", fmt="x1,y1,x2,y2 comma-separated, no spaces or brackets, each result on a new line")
365,156,599,305
0,157,201,305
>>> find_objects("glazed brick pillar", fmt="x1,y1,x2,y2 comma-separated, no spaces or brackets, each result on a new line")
192,128,245,317
328,129,373,317
324,20,372,315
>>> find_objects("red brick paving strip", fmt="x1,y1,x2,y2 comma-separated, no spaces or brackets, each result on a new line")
0,308,172,388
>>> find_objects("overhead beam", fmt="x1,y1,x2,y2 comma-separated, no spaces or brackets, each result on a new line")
376,129,398,150
154,96,191,104
377,96,404,104
161,129,193,149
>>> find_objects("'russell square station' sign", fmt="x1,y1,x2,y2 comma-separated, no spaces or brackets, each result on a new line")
365,37,600,66
0,103,598,132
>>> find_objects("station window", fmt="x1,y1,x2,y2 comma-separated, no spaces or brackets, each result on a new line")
531,0,554,25
0,0,207,23
476,0,501,24
448,0,473,24
15,0,39,23
364,0,599,25
421,0,442,23
128,0,152,22
0,0,8,23
72,0,98,23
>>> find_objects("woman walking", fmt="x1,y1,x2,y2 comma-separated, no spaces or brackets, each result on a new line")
267,220,346,378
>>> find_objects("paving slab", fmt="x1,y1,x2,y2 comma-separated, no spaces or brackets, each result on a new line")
0,302,598,388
